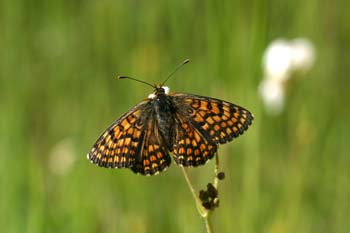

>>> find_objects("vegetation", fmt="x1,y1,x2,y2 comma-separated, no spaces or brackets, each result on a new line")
1,0,349,232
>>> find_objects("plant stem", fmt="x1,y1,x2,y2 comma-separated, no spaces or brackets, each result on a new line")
181,152,221,233
204,212,213,233
213,152,220,188
181,167,207,217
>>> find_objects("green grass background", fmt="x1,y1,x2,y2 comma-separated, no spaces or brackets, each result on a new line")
1,0,349,232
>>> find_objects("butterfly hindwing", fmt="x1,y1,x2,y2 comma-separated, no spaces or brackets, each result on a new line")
173,113,217,166
171,93,254,145
131,115,171,175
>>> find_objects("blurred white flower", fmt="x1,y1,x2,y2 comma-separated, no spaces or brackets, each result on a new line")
49,138,76,176
263,39,293,82
260,38,315,115
289,38,315,73
259,79,285,115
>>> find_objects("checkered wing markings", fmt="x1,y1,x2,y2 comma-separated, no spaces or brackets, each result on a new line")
131,114,171,175
172,93,254,144
173,114,217,167
87,101,150,169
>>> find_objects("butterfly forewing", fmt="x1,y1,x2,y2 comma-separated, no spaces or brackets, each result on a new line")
88,101,151,169
171,93,254,145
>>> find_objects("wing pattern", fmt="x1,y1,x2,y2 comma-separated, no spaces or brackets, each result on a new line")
87,101,149,168
87,100,171,175
173,113,217,166
171,93,253,148
131,114,171,175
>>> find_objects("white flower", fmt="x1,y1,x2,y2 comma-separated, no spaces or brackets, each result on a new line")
260,38,315,115
289,38,315,73
263,38,315,82
263,39,293,82
259,79,285,115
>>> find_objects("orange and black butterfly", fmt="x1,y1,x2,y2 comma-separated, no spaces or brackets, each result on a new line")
87,60,253,175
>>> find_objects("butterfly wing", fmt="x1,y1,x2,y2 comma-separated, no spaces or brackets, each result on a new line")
131,113,171,175
171,93,253,159
173,113,217,166
87,100,171,175
87,100,151,169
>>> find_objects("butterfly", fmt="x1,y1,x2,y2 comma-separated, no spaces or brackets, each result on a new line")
87,60,254,176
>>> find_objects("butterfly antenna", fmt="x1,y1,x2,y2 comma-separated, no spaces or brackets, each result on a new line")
161,59,190,86
118,76,155,88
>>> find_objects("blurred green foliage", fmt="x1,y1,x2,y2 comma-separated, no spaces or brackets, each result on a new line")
1,0,349,233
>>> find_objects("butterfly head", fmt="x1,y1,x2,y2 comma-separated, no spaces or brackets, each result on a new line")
119,59,188,100
148,85,170,99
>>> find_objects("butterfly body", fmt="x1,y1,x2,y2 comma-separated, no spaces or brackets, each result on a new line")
88,85,253,176
152,87,177,150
